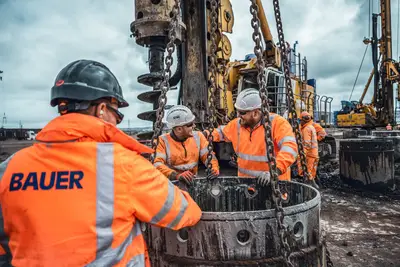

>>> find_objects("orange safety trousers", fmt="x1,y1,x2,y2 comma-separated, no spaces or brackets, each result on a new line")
0,113,202,267
297,157,319,180
298,121,319,180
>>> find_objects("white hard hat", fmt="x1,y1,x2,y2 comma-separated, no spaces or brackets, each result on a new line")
234,88,262,111
165,105,195,128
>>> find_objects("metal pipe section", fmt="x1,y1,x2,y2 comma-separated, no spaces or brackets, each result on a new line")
340,138,396,191
360,68,374,103
315,95,320,120
319,96,327,127
372,13,380,106
326,97,333,125
144,177,325,266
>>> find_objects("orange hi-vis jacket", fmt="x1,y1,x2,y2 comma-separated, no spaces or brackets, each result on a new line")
211,114,298,181
312,122,327,141
153,131,219,178
301,121,319,158
0,113,202,267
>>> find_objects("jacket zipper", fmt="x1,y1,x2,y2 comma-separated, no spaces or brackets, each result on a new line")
181,142,187,157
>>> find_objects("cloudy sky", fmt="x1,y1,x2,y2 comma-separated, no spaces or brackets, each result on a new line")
0,0,397,128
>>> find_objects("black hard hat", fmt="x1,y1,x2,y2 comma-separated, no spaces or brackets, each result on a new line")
50,59,129,108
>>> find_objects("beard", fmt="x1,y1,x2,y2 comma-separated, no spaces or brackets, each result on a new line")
240,117,257,128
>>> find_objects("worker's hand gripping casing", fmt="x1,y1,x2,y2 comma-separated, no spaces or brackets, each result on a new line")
256,171,271,186
176,170,195,186
206,169,219,180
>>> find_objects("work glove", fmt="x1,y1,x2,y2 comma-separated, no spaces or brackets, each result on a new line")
206,170,219,180
177,171,195,186
229,154,238,168
256,171,271,186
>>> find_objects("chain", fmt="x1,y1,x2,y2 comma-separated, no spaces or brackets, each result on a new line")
249,1,293,267
220,33,230,123
272,0,310,181
205,0,219,175
222,67,230,123
150,0,181,163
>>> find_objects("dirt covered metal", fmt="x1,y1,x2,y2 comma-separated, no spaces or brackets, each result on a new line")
143,177,326,266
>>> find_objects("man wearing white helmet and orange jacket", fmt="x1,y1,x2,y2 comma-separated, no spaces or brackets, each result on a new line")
205,88,298,185
153,105,220,185
298,111,319,189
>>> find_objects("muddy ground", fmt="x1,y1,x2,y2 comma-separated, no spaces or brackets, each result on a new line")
320,187,400,267
317,159,400,267
1,141,400,266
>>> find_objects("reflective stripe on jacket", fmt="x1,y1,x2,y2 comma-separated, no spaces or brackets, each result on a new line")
212,114,298,181
153,131,219,177
312,122,327,141
301,121,319,158
0,113,202,267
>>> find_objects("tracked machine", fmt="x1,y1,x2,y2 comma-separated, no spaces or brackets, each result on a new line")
130,0,334,266
337,0,400,192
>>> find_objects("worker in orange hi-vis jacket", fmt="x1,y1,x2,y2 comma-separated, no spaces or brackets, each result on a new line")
0,59,202,267
298,111,319,189
204,88,298,185
153,105,219,185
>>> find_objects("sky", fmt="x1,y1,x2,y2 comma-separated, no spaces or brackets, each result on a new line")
0,0,399,128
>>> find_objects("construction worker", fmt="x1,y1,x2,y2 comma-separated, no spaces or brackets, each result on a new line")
205,88,298,185
386,123,392,130
298,111,319,189
312,120,327,141
153,105,219,185
0,59,202,267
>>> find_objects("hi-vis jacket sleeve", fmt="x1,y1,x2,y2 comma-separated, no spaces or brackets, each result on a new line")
129,154,202,230
210,119,237,142
153,137,174,178
314,123,327,141
198,133,219,173
272,116,298,174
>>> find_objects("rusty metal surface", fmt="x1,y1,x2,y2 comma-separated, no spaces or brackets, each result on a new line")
131,0,185,46
144,177,323,266
371,130,400,161
181,0,208,123
342,129,369,139
339,138,396,190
